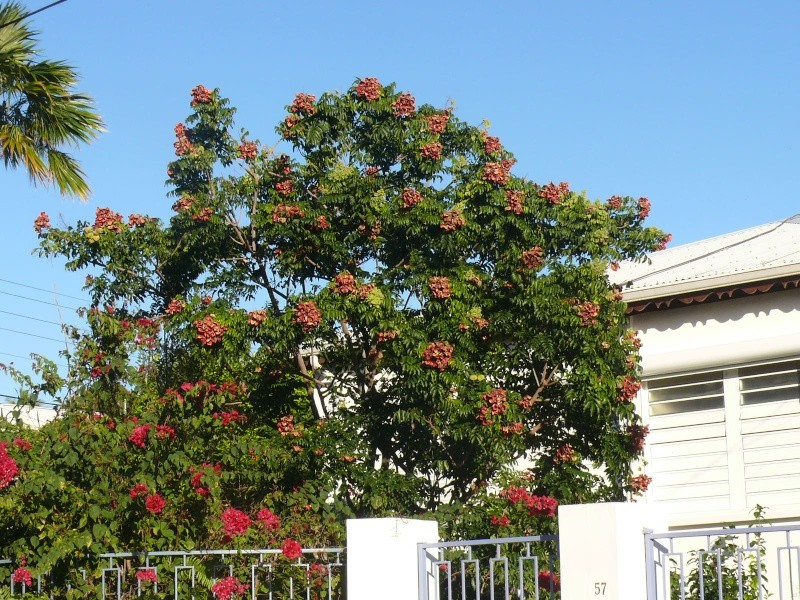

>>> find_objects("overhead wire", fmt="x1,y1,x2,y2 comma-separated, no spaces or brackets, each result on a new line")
0,277,88,303
0,0,69,31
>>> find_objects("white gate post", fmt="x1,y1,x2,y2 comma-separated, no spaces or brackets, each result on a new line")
558,502,666,600
346,517,439,600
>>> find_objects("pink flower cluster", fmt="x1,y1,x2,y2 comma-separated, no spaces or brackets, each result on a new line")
478,388,508,426
657,233,672,251
538,182,570,204
440,209,465,232
130,483,149,498
211,576,249,600
238,141,258,161
577,301,600,326
213,410,246,426
538,570,561,592
94,207,124,232
637,197,651,219
145,493,166,514
194,314,228,346
428,277,451,299
520,247,544,270
377,330,398,343
129,425,151,448
221,508,251,538
275,180,294,196
355,77,382,101
136,569,158,583
628,424,649,452
282,538,303,560
293,301,322,332
290,93,317,116
617,375,641,402
257,508,281,531
402,188,423,208
191,85,213,106
189,462,222,496
607,195,623,209
0,443,19,489
482,134,502,154
421,341,454,371
553,443,575,464
174,123,193,156
277,415,301,437
490,515,510,527
313,215,330,230
33,211,50,233
392,93,416,117
333,272,357,294
173,195,194,212
420,142,442,160
425,112,449,134
272,204,304,223
12,567,32,588
482,160,514,185
630,474,652,493
501,486,558,517
504,190,524,215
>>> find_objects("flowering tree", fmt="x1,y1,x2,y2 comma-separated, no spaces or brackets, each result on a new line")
0,78,665,583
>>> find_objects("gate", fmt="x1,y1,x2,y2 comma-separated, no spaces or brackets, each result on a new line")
645,523,800,600
417,534,559,600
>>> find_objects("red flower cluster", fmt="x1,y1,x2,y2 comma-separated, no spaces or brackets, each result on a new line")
420,142,442,160
165,298,185,315
238,141,258,161
194,314,228,346
501,422,524,436
490,515,510,527
221,508,251,537
482,160,514,185
538,570,561,592
33,211,50,233
618,375,641,402
189,462,222,496
355,77,382,101
554,444,575,464
275,180,294,196
136,569,158,583
501,486,558,517
191,85,213,105
401,188,423,208
440,209,465,232
365,166,379,177
12,567,32,588
482,134,502,154
628,424,649,452
94,207,124,232
248,310,268,326
521,246,544,270
13,438,31,452
637,197,651,219
155,425,176,440
130,483,148,498
313,215,330,230
428,276,452,299
283,115,299,135
425,112,449,134
625,330,642,349
257,508,281,531
145,493,166,514
377,330,398,342
577,301,600,326
192,207,213,222
174,122,193,156
478,388,508,425
0,443,19,489
128,214,149,227
272,204,304,223
333,272,357,294
173,195,194,212
211,576,249,600
421,341,454,371
290,93,317,116
538,181,570,204
504,190,524,215
129,425,151,449
282,538,303,560
657,233,672,251
293,301,322,332
277,415,301,437
213,410,246,426
630,474,652,493
392,92,416,117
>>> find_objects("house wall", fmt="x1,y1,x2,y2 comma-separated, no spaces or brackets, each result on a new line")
629,288,800,528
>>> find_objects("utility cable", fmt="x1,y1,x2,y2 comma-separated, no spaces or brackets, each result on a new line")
0,309,62,326
0,277,88,303
0,290,79,312
0,0,69,31
0,326,64,343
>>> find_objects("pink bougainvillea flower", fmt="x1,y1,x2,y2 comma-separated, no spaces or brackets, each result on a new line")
136,568,158,583
257,508,281,531
282,538,303,560
211,576,249,600
144,493,166,514
128,425,151,449
33,212,50,234
221,508,251,537
12,567,32,588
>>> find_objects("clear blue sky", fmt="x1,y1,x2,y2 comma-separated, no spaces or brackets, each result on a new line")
2,0,799,398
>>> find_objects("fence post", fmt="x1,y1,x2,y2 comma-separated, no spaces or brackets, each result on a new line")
558,502,666,600
346,517,439,600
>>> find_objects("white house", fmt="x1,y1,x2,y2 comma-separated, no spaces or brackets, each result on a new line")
610,216,800,528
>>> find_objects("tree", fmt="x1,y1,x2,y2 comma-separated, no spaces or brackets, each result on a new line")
0,78,666,581
0,1,103,199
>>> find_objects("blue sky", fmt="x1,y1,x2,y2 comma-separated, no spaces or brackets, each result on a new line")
2,0,799,397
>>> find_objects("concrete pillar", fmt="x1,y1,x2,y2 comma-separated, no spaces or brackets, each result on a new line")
558,502,666,600
346,517,439,600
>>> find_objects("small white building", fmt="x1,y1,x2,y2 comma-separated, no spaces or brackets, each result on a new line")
611,216,800,527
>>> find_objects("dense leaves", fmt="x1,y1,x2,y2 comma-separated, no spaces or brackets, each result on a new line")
1,78,664,579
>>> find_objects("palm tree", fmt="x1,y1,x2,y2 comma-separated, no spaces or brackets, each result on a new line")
0,1,103,199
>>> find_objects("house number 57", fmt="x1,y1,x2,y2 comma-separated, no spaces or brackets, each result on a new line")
594,582,607,595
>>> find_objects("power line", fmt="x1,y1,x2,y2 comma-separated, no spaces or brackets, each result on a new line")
0,290,79,312
0,326,65,343
0,309,62,326
0,277,88,303
0,0,69,31
0,350,68,368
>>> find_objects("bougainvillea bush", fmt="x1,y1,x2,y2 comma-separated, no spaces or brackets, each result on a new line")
0,78,664,589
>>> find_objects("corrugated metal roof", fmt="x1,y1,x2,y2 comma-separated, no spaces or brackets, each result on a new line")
609,215,800,301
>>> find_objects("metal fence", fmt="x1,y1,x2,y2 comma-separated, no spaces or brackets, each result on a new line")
417,535,560,600
645,523,800,600
0,546,345,599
